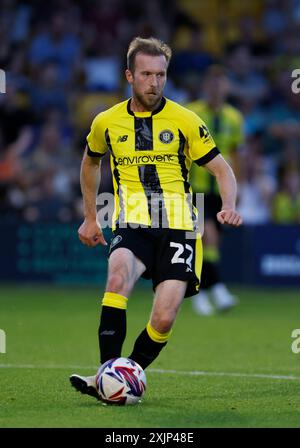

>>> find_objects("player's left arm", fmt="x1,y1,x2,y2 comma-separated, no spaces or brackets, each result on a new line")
204,154,243,226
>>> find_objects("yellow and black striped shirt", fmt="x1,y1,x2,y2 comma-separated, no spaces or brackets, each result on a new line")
87,97,219,230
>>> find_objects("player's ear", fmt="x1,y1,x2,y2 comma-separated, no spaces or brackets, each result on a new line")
125,69,133,84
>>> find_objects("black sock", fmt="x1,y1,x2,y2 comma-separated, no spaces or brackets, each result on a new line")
201,261,220,289
129,328,167,370
98,306,126,364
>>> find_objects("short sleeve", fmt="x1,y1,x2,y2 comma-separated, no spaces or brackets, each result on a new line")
86,114,108,157
187,113,220,166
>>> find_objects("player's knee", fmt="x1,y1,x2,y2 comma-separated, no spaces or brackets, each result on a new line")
154,314,174,334
106,272,130,295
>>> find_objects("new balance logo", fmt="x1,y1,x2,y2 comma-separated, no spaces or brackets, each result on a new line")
100,330,115,336
117,135,128,142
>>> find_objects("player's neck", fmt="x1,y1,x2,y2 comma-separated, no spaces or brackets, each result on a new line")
130,96,163,113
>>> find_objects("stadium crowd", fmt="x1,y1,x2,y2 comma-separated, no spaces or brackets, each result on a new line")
0,0,300,224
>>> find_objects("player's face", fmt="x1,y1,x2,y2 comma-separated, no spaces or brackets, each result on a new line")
126,53,167,111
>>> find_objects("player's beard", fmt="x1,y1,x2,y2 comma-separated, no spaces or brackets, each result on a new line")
133,90,163,111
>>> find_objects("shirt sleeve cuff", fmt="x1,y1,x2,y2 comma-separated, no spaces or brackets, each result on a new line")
194,147,220,166
87,144,106,158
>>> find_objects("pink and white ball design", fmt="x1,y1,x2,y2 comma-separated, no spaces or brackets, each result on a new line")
96,357,147,405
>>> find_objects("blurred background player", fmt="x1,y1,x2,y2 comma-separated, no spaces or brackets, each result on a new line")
186,65,245,315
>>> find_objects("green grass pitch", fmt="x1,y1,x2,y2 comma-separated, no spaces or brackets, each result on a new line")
0,284,300,428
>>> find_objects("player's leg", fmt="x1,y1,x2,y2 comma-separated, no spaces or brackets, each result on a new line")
193,218,237,314
193,192,221,314
192,219,218,315
70,247,145,399
129,279,187,369
99,247,146,363
204,219,237,311
129,227,201,369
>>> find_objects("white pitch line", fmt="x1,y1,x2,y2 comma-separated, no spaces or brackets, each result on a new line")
0,363,97,370
0,363,299,381
149,368,300,381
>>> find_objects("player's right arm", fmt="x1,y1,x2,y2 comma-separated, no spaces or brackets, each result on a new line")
78,147,107,247
78,114,108,247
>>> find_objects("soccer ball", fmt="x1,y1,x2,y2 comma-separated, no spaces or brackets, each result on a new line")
96,357,147,405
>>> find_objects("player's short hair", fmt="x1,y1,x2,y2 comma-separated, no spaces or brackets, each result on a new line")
127,37,172,72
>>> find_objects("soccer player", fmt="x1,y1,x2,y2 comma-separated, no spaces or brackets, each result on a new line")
186,65,244,315
70,37,242,399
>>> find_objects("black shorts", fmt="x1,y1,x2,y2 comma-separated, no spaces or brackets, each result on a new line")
108,226,203,298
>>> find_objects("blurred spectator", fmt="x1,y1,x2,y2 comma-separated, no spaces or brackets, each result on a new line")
0,81,34,147
28,12,81,84
272,167,300,224
29,62,69,115
238,96,267,137
226,43,268,106
15,121,79,222
262,0,288,40
83,35,122,92
266,69,300,157
272,142,300,223
237,134,276,224
186,64,244,315
82,0,126,42
170,26,214,93
6,45,31,92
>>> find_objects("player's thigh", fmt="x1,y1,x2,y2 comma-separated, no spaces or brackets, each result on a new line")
153,229,202,299
150,279,187,330
107,248,146,294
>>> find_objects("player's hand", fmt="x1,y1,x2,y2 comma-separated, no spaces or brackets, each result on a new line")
78,219,107,247
217,209,243,226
